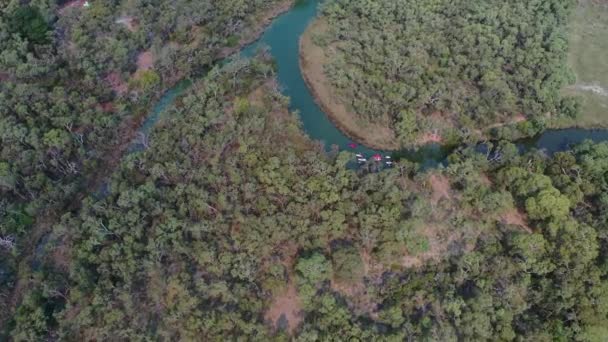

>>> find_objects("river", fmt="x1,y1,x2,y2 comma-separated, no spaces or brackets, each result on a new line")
140,0,608,167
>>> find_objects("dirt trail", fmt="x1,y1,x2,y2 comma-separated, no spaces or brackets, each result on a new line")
571,83,608,96
486,113,527,130
401,224,470,268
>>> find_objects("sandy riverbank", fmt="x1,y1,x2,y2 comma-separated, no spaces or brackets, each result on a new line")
299,19,401,151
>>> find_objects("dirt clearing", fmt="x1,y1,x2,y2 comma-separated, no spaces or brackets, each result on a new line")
428,174,451,205
105,72,127,94
500,209,533,233
265,282,302,334
137,51,155,72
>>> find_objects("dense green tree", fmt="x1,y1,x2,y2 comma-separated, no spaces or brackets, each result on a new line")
296,252,333,302
9,6,50,45
331,244,363,282
525,187,571,220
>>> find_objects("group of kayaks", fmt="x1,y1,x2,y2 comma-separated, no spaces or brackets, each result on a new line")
347,142,392,166
355,153,393,166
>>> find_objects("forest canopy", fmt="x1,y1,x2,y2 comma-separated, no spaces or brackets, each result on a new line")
0,0,289,333
2,0,608,340
9,6,51,45
307,0,580,146
5,56,608,340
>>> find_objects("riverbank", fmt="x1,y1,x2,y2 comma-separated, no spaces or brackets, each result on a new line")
299,1,608,152
219,0,294,59
299,19,401,151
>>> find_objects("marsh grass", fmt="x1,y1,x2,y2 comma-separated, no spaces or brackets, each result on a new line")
562,1,608,127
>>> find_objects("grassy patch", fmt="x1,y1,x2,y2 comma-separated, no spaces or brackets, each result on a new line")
562,1,608,127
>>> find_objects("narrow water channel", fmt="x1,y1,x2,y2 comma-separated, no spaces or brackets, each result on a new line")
142,0,608,166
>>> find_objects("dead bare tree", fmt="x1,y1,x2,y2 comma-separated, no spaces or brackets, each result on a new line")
136,132,149,149
0,235,15,250
73,132,84,146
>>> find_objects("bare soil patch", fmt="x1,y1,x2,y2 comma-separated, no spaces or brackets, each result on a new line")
479,173,493,186
247,80,275,108
500,209,533,233
300,20,400,151
105,72,127,94
99,102,115,113
361,248,385,278
331,278,378,318
137,51,155,72
247,80,315,153
262,241,303,334
428,174,451,205
50,237,72,272
265,281,302,334
513,113,527,123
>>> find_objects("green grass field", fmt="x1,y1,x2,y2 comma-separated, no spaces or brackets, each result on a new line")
562,0,608,127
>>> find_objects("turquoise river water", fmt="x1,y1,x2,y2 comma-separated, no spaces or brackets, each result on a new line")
140,0,608,166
